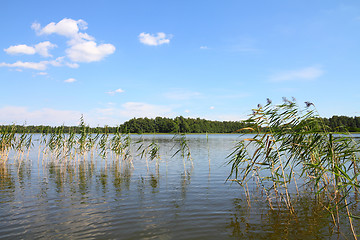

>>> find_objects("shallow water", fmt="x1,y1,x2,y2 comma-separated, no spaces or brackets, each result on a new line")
0,134,359,239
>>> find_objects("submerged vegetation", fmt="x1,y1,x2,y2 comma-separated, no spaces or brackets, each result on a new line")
227,98,360,238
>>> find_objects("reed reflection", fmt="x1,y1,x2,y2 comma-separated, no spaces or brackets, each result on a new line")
112,161,132,193
228,193,358,239
0,163,15,197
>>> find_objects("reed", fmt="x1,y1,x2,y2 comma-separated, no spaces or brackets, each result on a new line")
0,125,16,163
227,98,360,238
137,135,160,173
172,133,193,176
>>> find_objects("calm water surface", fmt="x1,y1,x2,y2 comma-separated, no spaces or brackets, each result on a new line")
0,134,359,239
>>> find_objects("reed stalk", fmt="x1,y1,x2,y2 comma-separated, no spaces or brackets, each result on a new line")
172,133,192,176
227,98,359,238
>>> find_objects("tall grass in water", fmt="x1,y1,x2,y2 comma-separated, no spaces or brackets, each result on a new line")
172,133,193,176
137,136,161,173
0,125,16,163
227,97,360,238
0,125,33,168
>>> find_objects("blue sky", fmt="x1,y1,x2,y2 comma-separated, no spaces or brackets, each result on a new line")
1,0,360,126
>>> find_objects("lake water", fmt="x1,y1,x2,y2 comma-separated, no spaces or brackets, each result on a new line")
0,134,359,239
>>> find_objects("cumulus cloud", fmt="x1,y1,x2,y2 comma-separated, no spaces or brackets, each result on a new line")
34,41,57,57
32,18,88,39
2,18,114,72
4,41,57,57
64,78,76,83
66,41,115,62
270,66,324,82
139,32,171,46
33,18,115,62
4,44,36,55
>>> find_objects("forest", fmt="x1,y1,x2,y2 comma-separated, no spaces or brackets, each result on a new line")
0,115,359,134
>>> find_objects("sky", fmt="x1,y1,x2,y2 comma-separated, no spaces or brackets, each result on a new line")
1,0,360,126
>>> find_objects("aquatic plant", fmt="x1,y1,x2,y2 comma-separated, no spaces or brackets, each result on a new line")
172,133,193,175
227,98,360,238
0,125,16,163
137,136,160,172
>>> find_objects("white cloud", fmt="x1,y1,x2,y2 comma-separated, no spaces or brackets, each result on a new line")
64,78,76,83
32,18,88,39
0,61,48,70
164,89,202,100
200,46,208,50
2,18,115,73
210,106,215,110
184,110,190,113
0,57,78,71
106,88,125,95
37,72,48,75
66,62,79,68
139,32,171,46
32,18,115,63
30,22,41,32
4,41,57,57
34,41,57,57
0,106,82,126
66,41,115,62
115,88,125,93
270,66,324,82
0,102,173,126
4,44,36,55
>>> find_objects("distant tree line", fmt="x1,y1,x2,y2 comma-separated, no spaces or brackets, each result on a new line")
119,116,248,133
0,115,359,134
321,116,360,132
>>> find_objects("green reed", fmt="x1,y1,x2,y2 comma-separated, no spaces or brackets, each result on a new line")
137,135,160,172
0,125,16,163
172,133,193,176
227,98,359,238
110,129,132,171
1,118,193,176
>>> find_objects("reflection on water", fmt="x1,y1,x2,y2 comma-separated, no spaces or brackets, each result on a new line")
227,194,358,239
0,164,15,204
0,134,359,239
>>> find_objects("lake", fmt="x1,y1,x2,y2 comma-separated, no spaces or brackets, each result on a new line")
0,134,359,239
